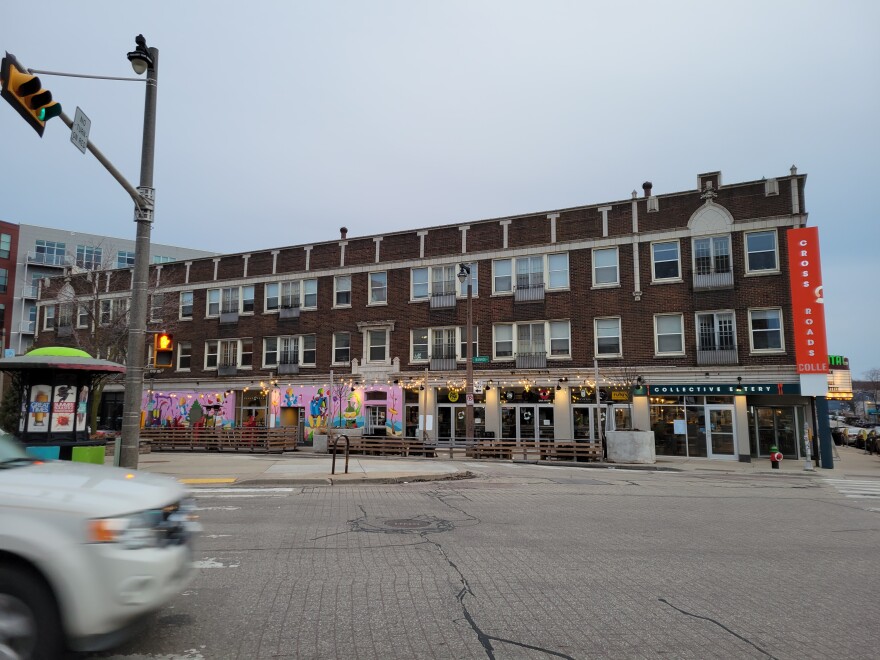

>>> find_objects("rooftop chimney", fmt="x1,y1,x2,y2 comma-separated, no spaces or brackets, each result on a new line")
340,226,348,240
642,181,653,197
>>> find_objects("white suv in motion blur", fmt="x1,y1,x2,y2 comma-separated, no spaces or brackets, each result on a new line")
0,432,199,659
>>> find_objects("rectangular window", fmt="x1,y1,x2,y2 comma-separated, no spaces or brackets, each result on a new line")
239,338,253,367
278,337,299,365
335,275,352,307
517,322,545,356
595,317,622,356
221,287,239,314
113,299,128,323
152,255,175,264
745,230,778,273
516,256,544,289
43,306,55,330
0,233,10,259
369,272,387,304
263,337,278,367
547,253,569,289
697,312,736,350
207,289,220,316
265,282,279,311
58,304,73,329
75,245,103,270
180,291,193,319
593,247,619,286
0,268,7,294
433,265,456,296
433,328,457,359
459,326,478,361
77,304,90,328
494,324,513,358
652,241,680,281
493,259,512,293
116,250,136,268
205,340,219,369
219,339,238,368
411,268,429,300
549,321,571,357
412,328,429,361
693,236,731,275
177,342,192,370
457,263,478,296
99,300,112,326
655,313,684,355
333,332,351,364
302,280,317,308
750,308,783,351
368,329,387,362
302,335,316,365
35,240,66,266
149,293,164,322
241,286,255,314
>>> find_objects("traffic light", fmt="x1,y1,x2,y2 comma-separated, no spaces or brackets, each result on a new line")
1,53,62,137
153,332,174,368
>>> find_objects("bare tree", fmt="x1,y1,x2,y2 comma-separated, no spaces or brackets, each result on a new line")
43,249,183,433
863,368,880,422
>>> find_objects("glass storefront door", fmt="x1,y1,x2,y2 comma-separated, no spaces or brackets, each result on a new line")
706,406,736,459
437,404,485,445
501,405,554,440
752,406,798,458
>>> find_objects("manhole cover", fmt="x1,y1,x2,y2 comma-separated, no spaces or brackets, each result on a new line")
350,515,454,535
385,518,431,529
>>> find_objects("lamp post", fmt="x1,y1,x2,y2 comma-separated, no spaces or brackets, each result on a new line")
119,35,158,469
457,264,474,444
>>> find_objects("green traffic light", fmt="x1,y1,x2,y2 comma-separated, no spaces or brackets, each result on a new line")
38,103,61,121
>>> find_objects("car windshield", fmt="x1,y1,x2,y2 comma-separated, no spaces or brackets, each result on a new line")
0,432,36,467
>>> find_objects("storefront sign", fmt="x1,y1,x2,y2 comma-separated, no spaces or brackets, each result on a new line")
646,383,801,396
828,355,848,367
787,227,829,374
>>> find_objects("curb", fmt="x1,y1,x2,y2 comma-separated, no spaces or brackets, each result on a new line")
229,470,476,488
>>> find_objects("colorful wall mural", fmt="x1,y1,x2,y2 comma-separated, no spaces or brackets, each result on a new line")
138,384,404,438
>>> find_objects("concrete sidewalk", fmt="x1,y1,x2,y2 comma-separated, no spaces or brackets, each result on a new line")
117,443,880,486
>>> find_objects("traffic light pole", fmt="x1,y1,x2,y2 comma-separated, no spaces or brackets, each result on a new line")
119,45,158,470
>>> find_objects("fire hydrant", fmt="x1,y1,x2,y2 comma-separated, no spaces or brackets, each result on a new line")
769,445,783,470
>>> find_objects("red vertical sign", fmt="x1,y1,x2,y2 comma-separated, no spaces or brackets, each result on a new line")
787,227,828,373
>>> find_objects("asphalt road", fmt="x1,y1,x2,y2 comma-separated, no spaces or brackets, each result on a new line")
89,462,880,659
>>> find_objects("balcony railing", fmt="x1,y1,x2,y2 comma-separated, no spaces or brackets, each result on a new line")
516,351,547,369
19,321,35,334
430,343,457,371
279,304,301,319
26,251,68,267
56,324,73,338
693,270,734,291
514,280,545,302
217,363,238,376
697,345,738,365
219,305,239,324
21,285,38,299
277,358,300,375
429,282,457,309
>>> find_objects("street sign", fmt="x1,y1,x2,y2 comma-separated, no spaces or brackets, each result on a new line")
466,394,474,405
70,106,90,154
472,356,490,364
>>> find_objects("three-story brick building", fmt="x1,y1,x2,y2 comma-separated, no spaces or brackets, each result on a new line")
36,167,832,463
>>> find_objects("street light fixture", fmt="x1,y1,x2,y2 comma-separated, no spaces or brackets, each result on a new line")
118,34,158,469
457,263,474,444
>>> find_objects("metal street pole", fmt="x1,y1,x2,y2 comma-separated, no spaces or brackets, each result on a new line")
460,265,474,444
119,41,158,469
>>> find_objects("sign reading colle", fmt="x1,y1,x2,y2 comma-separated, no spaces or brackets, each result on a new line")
787,227,829,374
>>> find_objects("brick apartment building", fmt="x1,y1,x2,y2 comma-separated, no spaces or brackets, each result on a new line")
35,167,833,463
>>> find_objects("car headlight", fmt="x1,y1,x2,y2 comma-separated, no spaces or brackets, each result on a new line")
89,499,200,550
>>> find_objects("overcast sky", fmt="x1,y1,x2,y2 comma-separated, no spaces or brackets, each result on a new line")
1,1,877,375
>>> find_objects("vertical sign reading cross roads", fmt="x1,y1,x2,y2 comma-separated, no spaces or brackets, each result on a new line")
70,106,90,154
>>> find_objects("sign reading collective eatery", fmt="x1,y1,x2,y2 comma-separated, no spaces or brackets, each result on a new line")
644,383,801,396
787,227,829,374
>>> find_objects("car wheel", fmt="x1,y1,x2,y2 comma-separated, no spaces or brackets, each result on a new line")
0,565,64,660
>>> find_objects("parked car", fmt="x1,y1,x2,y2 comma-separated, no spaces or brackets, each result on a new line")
0,431,200,658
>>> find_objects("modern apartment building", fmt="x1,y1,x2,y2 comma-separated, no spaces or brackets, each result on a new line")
11,224,216,355
36,168,833,463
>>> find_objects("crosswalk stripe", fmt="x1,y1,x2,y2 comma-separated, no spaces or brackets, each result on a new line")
822,479,880,502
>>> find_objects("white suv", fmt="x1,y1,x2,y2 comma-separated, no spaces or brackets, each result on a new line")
0,432,199,659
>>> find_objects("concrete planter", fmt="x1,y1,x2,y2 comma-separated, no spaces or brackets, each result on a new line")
313,434,328,453
606,430,656,464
